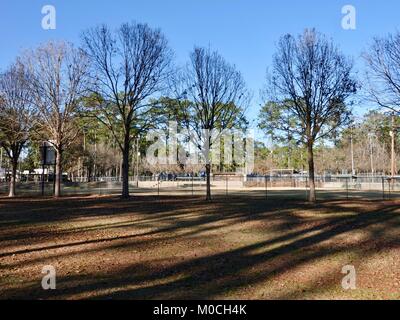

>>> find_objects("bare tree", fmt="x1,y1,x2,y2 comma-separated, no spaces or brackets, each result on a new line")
81,22,172,198
0,62,33,197
364,32,400,113
363,32,400,178
173,47,248,201
24,41,89,197
266,29,357,202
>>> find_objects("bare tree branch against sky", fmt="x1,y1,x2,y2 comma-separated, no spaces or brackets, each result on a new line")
0,0,399,129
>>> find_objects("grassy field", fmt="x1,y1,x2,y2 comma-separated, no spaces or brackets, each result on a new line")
1,195,400,300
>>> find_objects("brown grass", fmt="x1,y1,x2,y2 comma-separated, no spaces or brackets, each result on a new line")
0,195,399,300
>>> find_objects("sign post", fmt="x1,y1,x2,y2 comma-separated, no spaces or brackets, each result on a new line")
40,142,56,196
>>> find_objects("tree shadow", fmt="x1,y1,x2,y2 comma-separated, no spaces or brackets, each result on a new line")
1,196,399,299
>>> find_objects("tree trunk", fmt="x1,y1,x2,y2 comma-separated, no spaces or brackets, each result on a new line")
9,159,17,198
121,135,130,199
206,163,212,201
119,157,123,183
307,139,316,203
54,149,62,198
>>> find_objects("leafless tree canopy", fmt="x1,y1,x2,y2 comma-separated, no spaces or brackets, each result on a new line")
81,22,173,198
82,22,172,146
24,41,89,150
269,29,357,141
364,32,400,113
177,47,248,146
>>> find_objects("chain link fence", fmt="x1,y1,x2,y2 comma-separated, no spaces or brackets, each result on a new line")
2,174,400,200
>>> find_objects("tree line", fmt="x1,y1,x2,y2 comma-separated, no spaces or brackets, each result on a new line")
0,23,399,202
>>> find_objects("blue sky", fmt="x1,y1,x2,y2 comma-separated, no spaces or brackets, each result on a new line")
1,0,399,131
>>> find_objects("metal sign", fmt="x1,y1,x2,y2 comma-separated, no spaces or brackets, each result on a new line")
40,142,56,166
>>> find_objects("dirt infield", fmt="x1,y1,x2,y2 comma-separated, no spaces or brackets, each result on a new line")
1,195,400,300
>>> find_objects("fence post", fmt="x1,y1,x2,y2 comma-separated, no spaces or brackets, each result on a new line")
226,176,228,197
265,175,268,200
158,176,160,198
346,177,349,200
382,177,385,200
192,174,194,197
